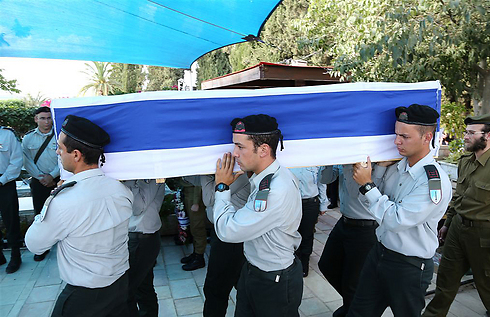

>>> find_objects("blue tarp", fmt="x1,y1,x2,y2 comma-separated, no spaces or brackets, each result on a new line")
0,0,282,68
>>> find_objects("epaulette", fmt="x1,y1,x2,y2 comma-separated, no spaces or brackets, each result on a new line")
254,173,274,212
39,181,77,222
25,128,36,135
1,126,21,141
424,165,442,204
460,152,472,158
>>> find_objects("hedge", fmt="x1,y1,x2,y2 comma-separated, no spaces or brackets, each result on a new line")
0,99,37,136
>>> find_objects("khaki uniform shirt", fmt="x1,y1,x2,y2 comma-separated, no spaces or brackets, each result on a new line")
22,128,59,180
213,160,302,271
444,148,490,226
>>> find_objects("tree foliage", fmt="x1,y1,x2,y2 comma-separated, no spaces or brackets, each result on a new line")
196,50,232,89
23,92,47,108
0,69,20,93
109,63,144,94
146,66,184,91
80,61,118,96
0,99,36,136
196,0,325,86
300,0,490,114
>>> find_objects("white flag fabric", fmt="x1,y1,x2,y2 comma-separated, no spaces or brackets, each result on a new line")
51,81,442,180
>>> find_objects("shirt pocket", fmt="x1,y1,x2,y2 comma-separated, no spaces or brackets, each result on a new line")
473,181,490,203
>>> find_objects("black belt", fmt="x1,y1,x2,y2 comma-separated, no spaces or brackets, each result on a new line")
302,196,318,204
246,258,298,283
459,214,490,228
378,242,430,270
128,231,159,239
342,216,377,227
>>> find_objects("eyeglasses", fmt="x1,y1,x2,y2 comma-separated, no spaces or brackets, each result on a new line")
463,130,487,136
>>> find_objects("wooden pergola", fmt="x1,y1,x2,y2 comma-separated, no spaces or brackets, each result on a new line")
201,62,344,90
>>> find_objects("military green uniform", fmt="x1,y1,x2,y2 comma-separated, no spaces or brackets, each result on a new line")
424,124,490,316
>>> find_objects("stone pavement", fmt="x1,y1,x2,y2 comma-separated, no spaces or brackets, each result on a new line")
0,209,487,316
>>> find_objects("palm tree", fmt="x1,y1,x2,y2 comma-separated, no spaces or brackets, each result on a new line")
79,61,118,96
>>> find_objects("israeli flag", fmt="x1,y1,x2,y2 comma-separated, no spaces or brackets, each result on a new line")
51,81,442,180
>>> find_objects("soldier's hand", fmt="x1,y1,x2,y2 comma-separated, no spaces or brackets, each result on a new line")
438,225,448,243
215,152,244,186
353,156,373,185
40,174,54,187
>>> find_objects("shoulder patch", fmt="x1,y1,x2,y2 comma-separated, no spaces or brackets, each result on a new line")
424,165,442,204
254,173,274,212
39,181,77,222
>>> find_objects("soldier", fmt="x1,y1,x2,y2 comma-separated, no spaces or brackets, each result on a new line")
0,126,23,273
348,104,452,316
213,114,303,316
22,106,59,261
25,115,133,317
123,179,165,317
423,114,490,316
290,166,328,277
200,173,250,316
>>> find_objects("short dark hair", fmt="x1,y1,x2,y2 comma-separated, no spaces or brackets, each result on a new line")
417,125,436,138
35,106,51,115
248,133,280,159
63,134,103,165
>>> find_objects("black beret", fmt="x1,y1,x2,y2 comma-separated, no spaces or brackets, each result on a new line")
230,114,280,135
395,104,439,126
464,113,490,125
35,106,51,115
61,115,110,149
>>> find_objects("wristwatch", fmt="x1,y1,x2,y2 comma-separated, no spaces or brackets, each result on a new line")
215,183,230,192
359,182,376,195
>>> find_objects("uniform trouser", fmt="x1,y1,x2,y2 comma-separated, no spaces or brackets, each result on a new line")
0,180,21,250
51,272,129,317
347,242,433,317
327,177,339,206
423,215,490,316
127,231,161,317
295,197,320,272
183,187,207,254
203,229,245,317
318,218,377,316
30,177,57,215
235,257,303,317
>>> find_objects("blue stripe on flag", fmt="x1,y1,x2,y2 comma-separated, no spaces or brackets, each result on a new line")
53,89,439,153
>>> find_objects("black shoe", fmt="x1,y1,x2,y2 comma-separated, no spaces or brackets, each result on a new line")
0,251,6,266
182,254,205,271
327,203,338,209
6,256,21,274
303,271,308,278
181,252,196,264
34,250,50,262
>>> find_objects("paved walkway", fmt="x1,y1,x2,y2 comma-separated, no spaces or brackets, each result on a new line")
0,209,487,316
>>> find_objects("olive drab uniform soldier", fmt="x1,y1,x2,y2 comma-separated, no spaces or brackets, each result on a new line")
423,113,490,316
348,104,452,317
0,126,23,273
25,115,133,317
213,114,304,317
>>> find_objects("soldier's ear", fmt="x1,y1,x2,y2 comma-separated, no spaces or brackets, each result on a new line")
259,144,269,158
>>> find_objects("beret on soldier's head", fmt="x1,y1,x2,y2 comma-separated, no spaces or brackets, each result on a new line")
395,104,439,126
464,113,490,125
61,115,110,149
35,106,51,115
230,114,280,135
